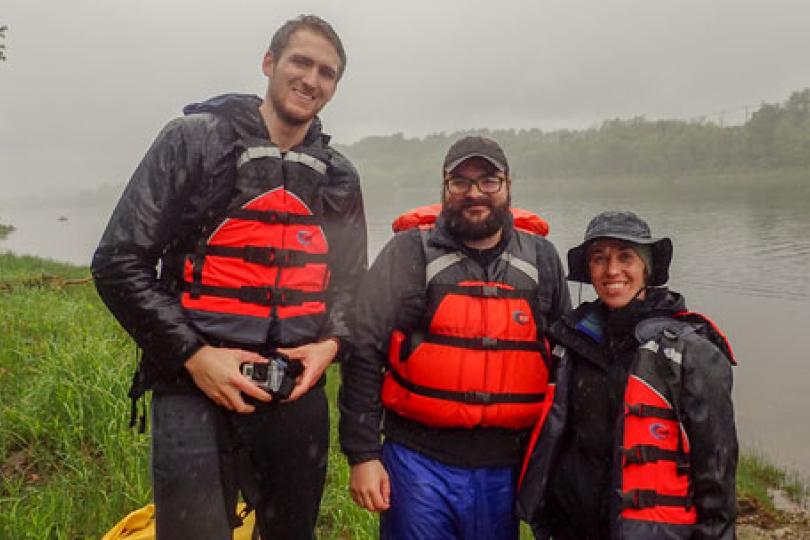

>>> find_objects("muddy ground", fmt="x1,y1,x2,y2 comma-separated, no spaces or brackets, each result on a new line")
738,490,810,539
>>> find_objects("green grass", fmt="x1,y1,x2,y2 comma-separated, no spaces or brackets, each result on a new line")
737,452,809,513
0,254,149,539
0,252,804,538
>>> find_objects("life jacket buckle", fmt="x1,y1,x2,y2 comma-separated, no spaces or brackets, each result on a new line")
623,445,646,465
259,211,289,225
622,489,655,510
464,391,493,404
626,403,644,416
482,285,499,297
481,337,498,348
676,458,690,477
239,285,273,305
242,246,293,267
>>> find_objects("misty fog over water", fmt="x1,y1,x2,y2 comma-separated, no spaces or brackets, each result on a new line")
2,180,809,479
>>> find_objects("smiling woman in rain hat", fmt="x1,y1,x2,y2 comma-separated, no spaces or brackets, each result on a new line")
518,210,739,540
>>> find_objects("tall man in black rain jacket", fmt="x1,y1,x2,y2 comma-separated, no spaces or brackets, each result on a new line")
92,15,366,540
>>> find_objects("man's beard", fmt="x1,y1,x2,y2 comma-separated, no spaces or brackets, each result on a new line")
268,83,320,127
441,195,511,241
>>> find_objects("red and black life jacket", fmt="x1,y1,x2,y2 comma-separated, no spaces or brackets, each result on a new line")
517,311,735,539
179,121,333,347
381,206,552,429
616,312,736,538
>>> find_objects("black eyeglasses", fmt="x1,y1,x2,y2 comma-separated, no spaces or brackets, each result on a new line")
444,175,505,195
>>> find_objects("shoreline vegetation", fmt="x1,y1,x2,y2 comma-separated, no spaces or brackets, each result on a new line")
1,252,808,538
0,222,14,240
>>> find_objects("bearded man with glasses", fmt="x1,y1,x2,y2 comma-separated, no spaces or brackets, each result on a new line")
340,136,571,539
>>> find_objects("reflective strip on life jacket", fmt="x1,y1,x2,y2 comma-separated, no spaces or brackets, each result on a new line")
237,146,282,167
236,146,328,176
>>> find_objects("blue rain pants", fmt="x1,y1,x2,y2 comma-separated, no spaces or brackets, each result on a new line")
380,441,519,540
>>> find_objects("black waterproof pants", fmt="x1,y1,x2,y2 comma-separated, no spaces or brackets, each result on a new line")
151,387,329,539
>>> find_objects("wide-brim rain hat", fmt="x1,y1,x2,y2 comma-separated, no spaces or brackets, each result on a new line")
567,210,673,286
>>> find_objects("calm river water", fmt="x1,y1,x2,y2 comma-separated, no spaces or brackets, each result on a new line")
2,178,809,479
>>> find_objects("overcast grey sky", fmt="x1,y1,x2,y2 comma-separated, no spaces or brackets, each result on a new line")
2,0,810,199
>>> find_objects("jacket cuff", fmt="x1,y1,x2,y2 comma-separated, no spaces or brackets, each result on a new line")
347,451,383,466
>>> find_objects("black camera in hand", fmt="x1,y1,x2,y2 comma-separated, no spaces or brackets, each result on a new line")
240,353,303,400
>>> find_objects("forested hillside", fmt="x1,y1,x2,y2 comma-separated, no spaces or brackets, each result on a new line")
341,88,810,185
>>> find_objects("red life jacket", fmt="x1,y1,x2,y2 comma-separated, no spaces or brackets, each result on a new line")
381,206,552,429
179,127,332,347
617,313,735,538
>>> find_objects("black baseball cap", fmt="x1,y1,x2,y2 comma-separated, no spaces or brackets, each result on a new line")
443,136,509,174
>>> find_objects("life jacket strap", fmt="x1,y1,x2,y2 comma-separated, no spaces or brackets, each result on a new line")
423,333,545,352
621,489,693,510
203,245,328,267
182,283,325,307
388,367,545,404
228,208,322,226
625,403,678,420
622,445,688,469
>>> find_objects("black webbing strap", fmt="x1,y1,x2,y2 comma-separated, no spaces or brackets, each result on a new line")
127,348,147,433
203,245,328,267
428,283,536,301
388,368,545,405
621,489,693,510
625,403,678,420
423,333,545,352
190,254,205,299
622,445,688,467
228,208,321,226
181,283,325,306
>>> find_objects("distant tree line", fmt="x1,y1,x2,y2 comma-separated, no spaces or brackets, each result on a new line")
342,89,810,184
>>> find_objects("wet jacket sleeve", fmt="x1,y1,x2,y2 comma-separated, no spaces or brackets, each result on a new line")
91,117,211,378
682,335,738,539
338,231,424,465
320,152,368,351
536,236,572,325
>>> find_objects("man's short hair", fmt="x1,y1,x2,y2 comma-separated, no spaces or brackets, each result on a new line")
269,14,347,81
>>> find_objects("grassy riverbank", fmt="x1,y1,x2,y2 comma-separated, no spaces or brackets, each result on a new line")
0,252,806,539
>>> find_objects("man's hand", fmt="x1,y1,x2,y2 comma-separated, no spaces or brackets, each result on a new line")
184,345,272,413
349,459,391,512
277,337,339,402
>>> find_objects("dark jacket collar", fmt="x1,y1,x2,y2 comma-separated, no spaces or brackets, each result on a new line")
551,287,687,368
183,93,329,147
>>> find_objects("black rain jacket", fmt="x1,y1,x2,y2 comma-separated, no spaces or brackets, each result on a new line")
92,93,367,393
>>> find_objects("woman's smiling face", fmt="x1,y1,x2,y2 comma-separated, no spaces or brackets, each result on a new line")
587,239,648,310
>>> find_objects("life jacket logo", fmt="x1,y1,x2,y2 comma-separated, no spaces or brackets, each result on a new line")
513,310,530,325
297,230,314,246
649,422,670,441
